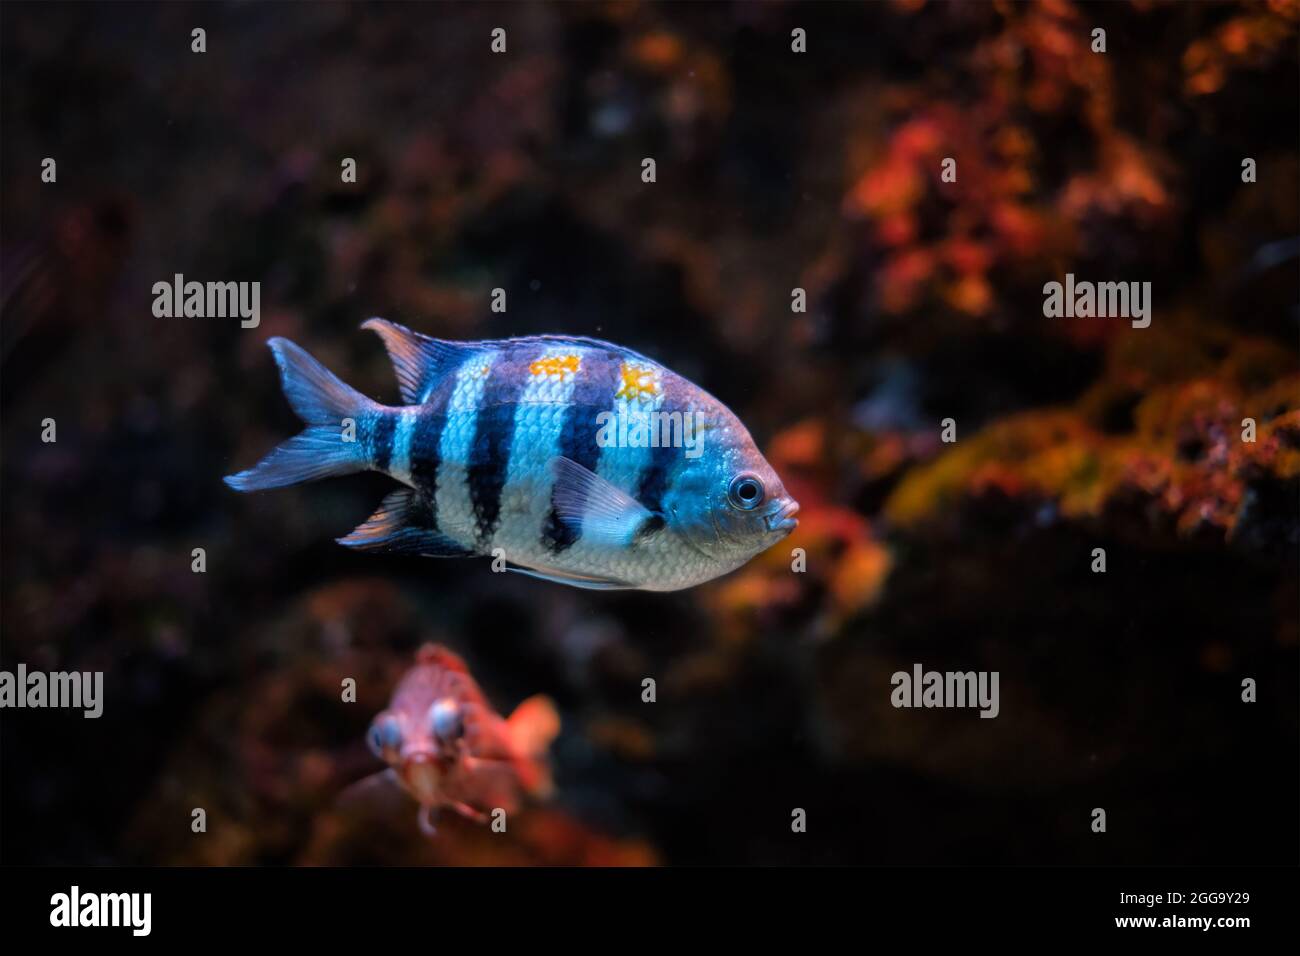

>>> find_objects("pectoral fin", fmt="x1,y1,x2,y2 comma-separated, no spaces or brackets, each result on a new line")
547,456,665,549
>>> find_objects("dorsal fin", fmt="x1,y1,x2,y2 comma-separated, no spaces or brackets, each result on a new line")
362,318,486,405
415,643,469,672
363,322,670,402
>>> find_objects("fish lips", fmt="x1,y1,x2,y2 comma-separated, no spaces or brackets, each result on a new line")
764,501,800,535
402,752,442,802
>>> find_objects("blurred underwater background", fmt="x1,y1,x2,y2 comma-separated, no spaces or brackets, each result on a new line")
1,0,1297,864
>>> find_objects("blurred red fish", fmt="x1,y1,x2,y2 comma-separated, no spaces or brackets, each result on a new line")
357,644,560,836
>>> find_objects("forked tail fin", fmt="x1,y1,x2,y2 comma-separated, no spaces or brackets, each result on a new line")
224,337,381,492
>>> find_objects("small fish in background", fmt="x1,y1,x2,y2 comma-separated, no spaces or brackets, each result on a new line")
224,320,799,590
356,644,559,836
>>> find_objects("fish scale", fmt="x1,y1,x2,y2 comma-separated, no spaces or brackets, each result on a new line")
542,350,623,552
408,371,457,528
466,347,540,545
368,413,396,473
545,355,675,576
432,353,497,549
486,350,719,587
499,344,584,553
496,348,665,572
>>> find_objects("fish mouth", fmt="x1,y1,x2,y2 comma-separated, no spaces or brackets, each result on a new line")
402,753,441,803
764,501,800,535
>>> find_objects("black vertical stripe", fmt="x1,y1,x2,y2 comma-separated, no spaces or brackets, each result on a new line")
633,374,684,520
467,345,541,545
636,441,679,514
369,411,396,473
542,351,623,553
409,367,460,532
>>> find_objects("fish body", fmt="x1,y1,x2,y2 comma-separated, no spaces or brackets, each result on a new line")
365,644,559,835
225,320,798,590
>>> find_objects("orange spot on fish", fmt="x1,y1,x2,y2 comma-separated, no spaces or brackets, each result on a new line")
529,354,581,379
616,361,660,400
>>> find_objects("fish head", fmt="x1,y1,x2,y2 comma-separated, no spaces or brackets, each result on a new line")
368,695,470,804
665,408,799,563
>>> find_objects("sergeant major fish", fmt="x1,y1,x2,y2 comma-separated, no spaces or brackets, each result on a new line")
360,644,559,836
224,320,799,590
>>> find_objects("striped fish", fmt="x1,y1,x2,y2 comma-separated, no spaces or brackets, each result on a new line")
224,319,799,591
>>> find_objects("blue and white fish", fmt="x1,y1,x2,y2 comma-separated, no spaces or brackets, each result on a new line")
224,320,799,591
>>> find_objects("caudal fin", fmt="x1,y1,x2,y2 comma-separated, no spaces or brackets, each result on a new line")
224,337,378,492
507,695,561,798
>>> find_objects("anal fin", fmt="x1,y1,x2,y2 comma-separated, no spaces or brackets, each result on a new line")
338,489,475,557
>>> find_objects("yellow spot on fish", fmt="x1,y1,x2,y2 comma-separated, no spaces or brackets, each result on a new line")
476,363,491,378
616,361,660,400
529,354,581,380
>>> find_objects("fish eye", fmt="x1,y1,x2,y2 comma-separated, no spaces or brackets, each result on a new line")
727,473,766,511
429,698,465,742
368,715,403,757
